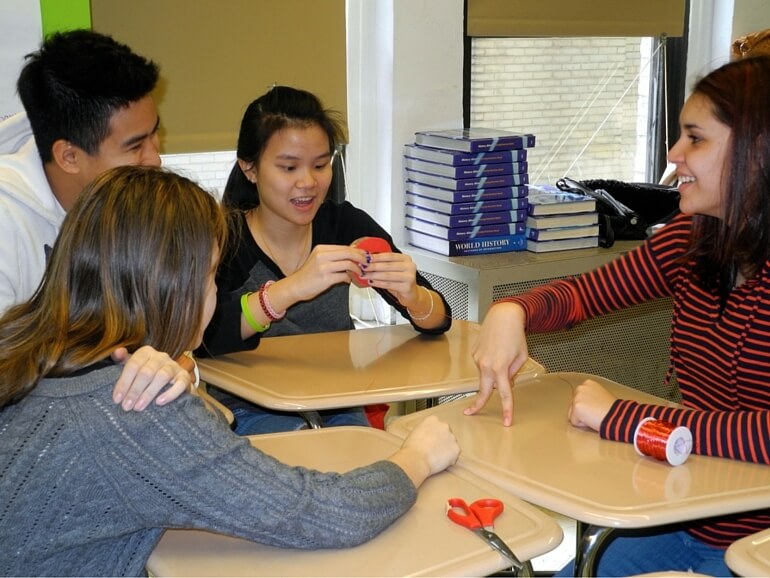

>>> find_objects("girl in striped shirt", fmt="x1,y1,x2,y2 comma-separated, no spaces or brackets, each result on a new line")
468,56,770,576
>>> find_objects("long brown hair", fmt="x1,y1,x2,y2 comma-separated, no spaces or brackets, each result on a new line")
686,56,770,292
0,166,227,407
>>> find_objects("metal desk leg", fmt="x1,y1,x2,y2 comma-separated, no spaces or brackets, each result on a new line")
516,560,534,577
301,411,324,429
487,560,534,577
574,523,614,577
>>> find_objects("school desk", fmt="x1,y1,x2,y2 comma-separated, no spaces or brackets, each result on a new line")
386,372,770,577
146,427,563,577
197,319,545,428
725,527,770,577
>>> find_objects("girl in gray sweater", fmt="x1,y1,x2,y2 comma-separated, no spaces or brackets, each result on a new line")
0,166,459,577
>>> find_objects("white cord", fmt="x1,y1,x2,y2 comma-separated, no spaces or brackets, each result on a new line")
534,63,622,183
662,35,669,154
350,313,379,328
536,40,665,182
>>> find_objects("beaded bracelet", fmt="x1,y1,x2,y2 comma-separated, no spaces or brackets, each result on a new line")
407,286,434,321
258,280,286,321
241,292,270,333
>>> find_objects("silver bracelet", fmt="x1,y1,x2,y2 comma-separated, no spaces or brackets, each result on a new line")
407,286,434,321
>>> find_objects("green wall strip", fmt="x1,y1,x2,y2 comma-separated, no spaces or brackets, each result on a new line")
39,0,91,36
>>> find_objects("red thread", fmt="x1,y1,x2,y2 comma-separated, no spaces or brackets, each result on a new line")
633,417,693,466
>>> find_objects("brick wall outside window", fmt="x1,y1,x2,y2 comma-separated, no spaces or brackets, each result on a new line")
161,150,236,200
471,37,653,184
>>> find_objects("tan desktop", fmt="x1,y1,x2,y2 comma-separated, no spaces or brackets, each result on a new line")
406,241,678,403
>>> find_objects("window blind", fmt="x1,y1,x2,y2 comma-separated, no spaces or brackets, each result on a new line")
467,0,686,37
91,0,346,153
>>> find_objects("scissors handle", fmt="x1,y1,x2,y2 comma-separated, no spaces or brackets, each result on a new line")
470,498,504,527
447,498,504,530
447,498,481,529
448,498,523,570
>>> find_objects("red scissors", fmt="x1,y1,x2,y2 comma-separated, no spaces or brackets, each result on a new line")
446,498,524,570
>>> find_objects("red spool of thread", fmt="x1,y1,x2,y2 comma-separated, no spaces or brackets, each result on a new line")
349,237,391,287
633,417,693,466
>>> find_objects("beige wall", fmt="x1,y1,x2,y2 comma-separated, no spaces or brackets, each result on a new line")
732,0,770,39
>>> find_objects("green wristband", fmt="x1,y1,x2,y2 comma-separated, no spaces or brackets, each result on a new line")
241,292,270,333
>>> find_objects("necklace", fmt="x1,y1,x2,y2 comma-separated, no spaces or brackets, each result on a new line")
249,208,311,275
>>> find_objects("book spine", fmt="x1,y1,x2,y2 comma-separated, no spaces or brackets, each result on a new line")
447,234,528,256
527,203,595,216
404,146,528,166
448,211,525,227
526,225,600,241
408,207,527,228
465,134,536,153
405,158,528,178
525,214,599,229
406,230,528,256
406,218,526,240
406,194,528,215
414,131,537,153
406,171,529,191
406,182,528,203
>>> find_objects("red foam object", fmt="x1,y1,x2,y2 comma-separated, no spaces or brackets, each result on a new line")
350,237,391,287
355,237,391,254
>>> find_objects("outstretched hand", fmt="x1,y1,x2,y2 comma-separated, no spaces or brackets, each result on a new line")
465,302,529,426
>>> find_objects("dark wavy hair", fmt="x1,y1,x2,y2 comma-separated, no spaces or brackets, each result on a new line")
684,56,770,294
0,166,227,408
223,86,345,211
17,29,159,163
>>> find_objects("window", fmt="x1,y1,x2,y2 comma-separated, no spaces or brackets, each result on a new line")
465,1,689,186
470,36,656,184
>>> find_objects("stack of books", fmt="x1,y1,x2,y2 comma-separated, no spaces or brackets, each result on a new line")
403,128,536,257
525,184,600,252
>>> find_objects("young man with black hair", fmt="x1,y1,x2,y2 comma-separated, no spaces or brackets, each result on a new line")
0,29,192,409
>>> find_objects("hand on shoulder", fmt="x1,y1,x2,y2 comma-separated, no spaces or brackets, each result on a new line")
111,346,192,411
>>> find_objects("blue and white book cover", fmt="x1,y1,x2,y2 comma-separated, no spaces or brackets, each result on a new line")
525,212,599,229
526,224,600,241
526,236,600,253
404,156,528,178
406,205,527,228
405,193,528,215
406,228,527,256
405,215,526,241
415,128,536,153
405,181,528,203
404,144,528,166
527,184,596,215
406,171,528,191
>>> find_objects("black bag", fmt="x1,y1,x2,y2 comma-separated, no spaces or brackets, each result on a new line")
556,177,680,248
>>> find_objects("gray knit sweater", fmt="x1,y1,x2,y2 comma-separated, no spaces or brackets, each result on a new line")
0,365,416,577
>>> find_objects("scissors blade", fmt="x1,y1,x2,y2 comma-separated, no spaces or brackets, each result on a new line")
475,528,523,570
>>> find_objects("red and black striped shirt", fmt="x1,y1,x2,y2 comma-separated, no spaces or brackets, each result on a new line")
503,214,770,548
